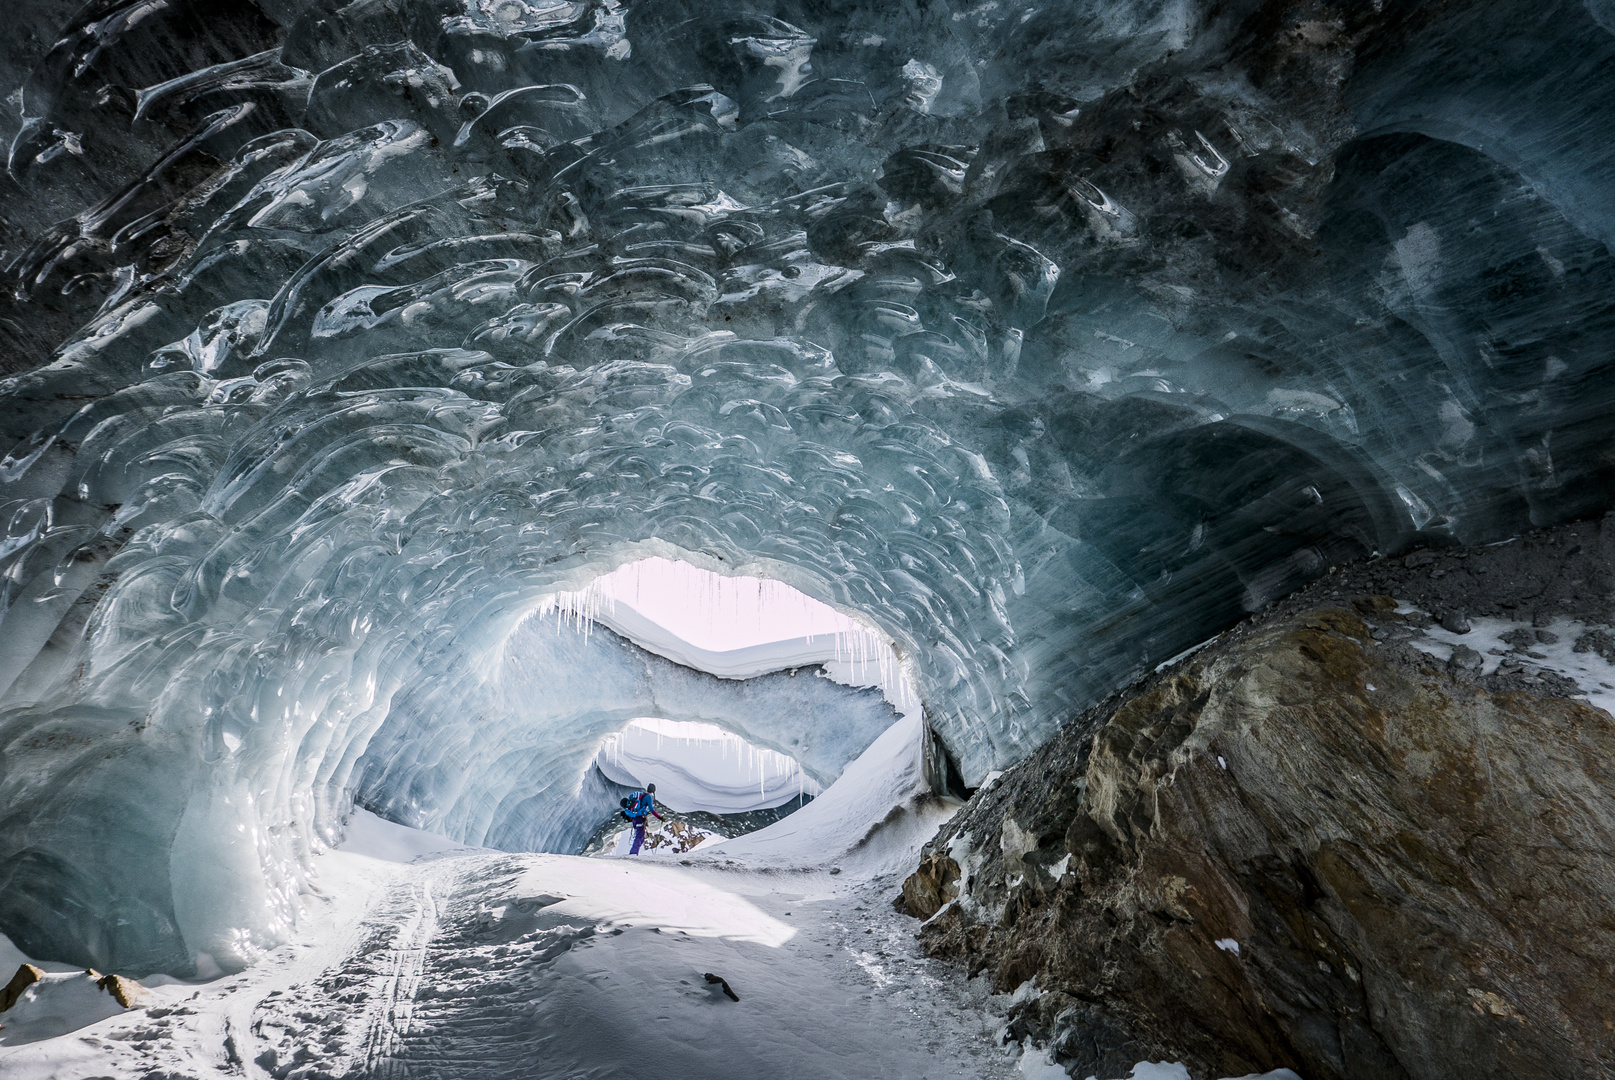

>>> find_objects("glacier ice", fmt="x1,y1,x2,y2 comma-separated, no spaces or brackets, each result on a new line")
1,0,1614,977
352,598,900,857
594,717,824,814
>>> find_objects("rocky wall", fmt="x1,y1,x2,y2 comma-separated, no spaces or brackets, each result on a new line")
904,522,1615,1079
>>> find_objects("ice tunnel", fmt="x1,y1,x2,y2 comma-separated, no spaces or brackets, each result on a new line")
0,0,1614,993
352,555,912,858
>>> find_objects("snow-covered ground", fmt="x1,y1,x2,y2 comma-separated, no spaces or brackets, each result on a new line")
1402,610,1615,714
0,716,1302,1080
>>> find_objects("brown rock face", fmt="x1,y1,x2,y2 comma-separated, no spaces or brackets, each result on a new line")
1,962,44,1011
902,850,961,918
909,602,1615,1080
96,971,143,1008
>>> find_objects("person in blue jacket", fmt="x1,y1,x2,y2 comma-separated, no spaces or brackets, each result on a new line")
621,783,664,855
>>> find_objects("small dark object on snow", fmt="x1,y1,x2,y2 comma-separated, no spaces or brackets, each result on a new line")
1438,609,1471,634
704,972,739,1001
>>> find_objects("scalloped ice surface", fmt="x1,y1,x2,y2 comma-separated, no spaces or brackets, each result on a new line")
1,0,1615,977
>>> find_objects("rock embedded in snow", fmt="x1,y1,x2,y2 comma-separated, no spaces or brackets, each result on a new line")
703,972,740,1001
0,965,134,1044
900,850,960,920
1,964,43,1011
1438,610,1472,635
909,571,1615,1079
95,973,144,1009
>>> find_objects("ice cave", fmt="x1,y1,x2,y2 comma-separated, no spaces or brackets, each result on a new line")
2,0,1615,1077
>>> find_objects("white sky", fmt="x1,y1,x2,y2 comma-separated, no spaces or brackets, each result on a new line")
586,556,867,653
535,556,919,716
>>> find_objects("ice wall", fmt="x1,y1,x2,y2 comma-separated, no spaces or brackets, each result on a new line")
1,0,1614,975
594,717,824,814
354,609,894,853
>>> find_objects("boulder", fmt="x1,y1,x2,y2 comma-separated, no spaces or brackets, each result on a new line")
908,603,1615,1080
96,972,143,1008
901,850,960,919
0,963,44,1011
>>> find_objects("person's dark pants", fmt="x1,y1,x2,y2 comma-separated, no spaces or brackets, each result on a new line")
630,818,647,854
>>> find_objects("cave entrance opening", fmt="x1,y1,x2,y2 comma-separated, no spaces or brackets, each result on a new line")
535,553,923,857
537,554,912,699
582,715,822,856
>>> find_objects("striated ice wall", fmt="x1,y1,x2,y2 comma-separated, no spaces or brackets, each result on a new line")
1,0,1615,975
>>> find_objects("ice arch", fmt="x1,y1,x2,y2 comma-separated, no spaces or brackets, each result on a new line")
1,0,1614,980
536,555,920,708
352,554,912,859
594,718,824,815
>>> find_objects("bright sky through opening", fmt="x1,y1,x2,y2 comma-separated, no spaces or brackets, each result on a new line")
534,555,921,718
586,557,864,652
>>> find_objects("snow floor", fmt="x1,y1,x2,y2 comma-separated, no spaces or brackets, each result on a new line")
0,814,1025,1079
1,717,1305,1079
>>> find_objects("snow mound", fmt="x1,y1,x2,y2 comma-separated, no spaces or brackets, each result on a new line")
340,808,479,864
0,967,132,1046
699,713,958,877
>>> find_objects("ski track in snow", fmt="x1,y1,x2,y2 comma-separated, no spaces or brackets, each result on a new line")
0,721,1313,1080
1,841,1025,1079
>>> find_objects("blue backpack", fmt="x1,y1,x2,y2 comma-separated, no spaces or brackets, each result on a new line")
625,791,652,818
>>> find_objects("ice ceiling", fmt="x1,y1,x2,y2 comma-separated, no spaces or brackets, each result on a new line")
2,0,1614,976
